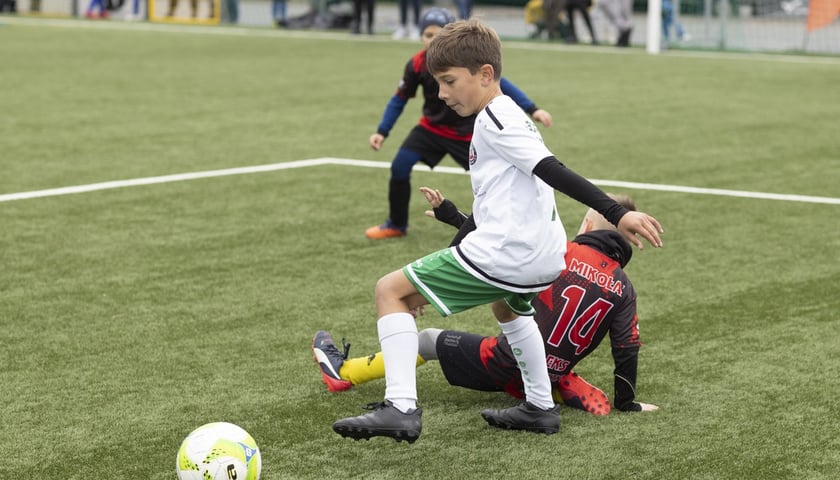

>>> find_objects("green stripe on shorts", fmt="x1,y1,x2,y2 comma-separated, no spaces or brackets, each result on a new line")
403,248,537,317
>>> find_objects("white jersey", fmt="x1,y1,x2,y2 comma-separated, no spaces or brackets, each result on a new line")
453,95,567,293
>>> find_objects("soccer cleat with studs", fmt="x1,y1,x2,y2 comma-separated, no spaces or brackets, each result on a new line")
365,222,407,240
333,400,423,444
312,330,353,392
480,401,561,434
554,371,611,416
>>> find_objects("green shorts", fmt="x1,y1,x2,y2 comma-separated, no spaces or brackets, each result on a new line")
402,248,537,317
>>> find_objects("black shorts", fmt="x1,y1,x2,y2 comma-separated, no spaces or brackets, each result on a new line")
401,126,471,170
436,330,523,397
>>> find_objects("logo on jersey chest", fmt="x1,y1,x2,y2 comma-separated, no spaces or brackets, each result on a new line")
525,119,538,134
468,144,477,166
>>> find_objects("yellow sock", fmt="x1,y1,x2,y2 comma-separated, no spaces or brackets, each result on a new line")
339,353,426,386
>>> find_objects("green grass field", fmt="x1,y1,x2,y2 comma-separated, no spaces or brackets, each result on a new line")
1,17,839,480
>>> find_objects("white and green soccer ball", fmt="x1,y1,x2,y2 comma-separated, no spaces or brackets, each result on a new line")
176,422,261,480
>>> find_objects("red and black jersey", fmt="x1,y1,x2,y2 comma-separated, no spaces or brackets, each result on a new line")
482,230,644,410
396,50,476,141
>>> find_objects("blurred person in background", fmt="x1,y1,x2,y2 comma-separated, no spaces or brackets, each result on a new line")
662,0,688,45
565,0,598,44
351,0,375,34
454,0,473,19
541,0,566,41
167,0,214,18
224,0,238,23
392,0,421,39
85,0,109,18
125,0,143,20
595,0,633,46
273,0,287,26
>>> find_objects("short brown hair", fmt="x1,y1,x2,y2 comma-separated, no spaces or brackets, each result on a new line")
583,193,636,232
609,193,636,212
426,19,502,79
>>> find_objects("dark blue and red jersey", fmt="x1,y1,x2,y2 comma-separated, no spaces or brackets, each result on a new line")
397,50,475,140
376,49,540,142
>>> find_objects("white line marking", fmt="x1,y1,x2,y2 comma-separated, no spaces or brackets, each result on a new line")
581,179,840,205
324,159,840,205
1,157,838,205
0,159,333,202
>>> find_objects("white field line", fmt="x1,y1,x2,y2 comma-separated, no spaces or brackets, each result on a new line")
1,157,838,205
0,158,334,202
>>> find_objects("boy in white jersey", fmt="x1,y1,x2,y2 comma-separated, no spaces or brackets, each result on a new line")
332,19,663,444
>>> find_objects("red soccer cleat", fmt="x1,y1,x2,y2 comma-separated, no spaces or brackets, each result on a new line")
554,371,611,416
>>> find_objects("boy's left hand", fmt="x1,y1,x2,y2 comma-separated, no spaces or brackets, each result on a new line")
618,211,664,249
532,109,553,127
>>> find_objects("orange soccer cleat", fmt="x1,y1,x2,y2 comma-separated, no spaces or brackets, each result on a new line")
365,222,407,240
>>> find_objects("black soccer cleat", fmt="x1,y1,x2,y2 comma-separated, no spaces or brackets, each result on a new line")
333,400,423,444
480,402,561,434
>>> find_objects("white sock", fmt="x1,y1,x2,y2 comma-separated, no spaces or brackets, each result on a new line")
499,315,554,410
378,312,418,413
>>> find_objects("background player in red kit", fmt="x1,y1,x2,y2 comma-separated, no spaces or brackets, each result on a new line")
316,189,658,415
364,7,553,240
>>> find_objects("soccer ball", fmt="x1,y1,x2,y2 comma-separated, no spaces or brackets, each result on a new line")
176,422,261,480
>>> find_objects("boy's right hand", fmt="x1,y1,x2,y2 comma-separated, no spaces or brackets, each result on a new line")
420,187,445,208
369,133,385,151
420,187,444,219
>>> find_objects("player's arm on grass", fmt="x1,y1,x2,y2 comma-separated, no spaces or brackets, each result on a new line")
609,291,659,412
532,158,664,249
612,346,659,412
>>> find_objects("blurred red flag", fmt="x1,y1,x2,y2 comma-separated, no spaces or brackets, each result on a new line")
807,0,840,31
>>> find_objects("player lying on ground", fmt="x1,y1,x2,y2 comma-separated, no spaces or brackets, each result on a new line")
315,187,658,415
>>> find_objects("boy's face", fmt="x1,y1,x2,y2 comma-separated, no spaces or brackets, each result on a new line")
433,66,492,117
421,25,442,49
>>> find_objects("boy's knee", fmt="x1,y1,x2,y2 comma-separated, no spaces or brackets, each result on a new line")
391,149,423,179
374,274,395,297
